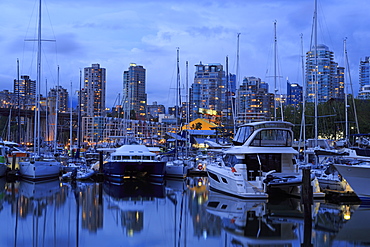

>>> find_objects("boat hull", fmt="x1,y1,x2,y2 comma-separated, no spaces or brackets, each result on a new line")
207,165,268,199
165,160,193,178
334,164,370,199
19,160,61,180
103,161,165,183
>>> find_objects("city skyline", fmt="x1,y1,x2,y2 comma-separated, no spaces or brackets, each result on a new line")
1,0,370,108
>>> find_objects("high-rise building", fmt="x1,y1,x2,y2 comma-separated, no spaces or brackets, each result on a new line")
358,57,370,99
123,63,147,120
286,80,303,107
147,101,165,119
236,76,274,124
82,64,106,117
189,62,227,122
305,44,344,103
48,85,69,113
14,75,36,109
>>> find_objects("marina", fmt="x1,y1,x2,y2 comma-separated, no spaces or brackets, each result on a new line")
0,0,369,246
0,176,367,247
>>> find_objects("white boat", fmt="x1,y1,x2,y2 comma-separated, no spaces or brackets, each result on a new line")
19,155,61,180
165,158,194,179
61,165,96,181
103,144,165,183
207,121,324,199
333,162,370,200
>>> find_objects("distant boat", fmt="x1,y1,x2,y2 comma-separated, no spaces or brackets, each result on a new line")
103,144,165,183
164,48,194,179
61,165,96,181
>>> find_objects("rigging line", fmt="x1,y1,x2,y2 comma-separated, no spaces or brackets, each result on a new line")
44,0,59,66
21,0,38,77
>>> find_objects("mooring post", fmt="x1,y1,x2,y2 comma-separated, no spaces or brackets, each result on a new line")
11,154,16,171
99,151,103,173
301,167,313,247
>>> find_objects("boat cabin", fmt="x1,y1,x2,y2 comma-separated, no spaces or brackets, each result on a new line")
225,121,298,181
233,121,294,147
110,144,157,162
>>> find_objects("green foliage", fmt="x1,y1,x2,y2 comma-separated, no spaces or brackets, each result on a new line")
281,98,370,140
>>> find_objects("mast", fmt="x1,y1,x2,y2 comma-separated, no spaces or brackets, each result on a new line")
234,33,240,131
176,47,181,121
17,59,21,143
54,66,59,153
299,33,307,163
314,0,318,147
35,0,42,155
344,39,349,141
70,81,73,155
175,47,180,159
274,20,277,120
77,69,82,157
186,60,189,157
226,55,229,126
344,39,360,135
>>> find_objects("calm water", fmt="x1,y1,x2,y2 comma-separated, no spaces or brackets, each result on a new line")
0,177,367,247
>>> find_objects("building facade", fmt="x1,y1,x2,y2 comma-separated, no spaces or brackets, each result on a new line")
236,76,274,124
305,44,344,103
82,64,106,117
286,80,303,107
48,85,69,113
13,75,36,109
123,63,147,120
147,101,165,120
189,62,227,122
358,56,370,99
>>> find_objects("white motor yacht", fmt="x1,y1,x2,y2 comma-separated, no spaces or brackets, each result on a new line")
207,121,324,199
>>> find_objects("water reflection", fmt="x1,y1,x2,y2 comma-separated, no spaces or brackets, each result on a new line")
0,177,366,246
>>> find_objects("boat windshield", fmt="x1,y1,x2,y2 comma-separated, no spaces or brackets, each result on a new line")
250,129,292,147
222,154,242,167
233,126,254,145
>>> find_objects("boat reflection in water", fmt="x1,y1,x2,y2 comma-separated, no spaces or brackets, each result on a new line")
205,190,361,246
0,177,368,246
334,203,370,245
13,179,66,247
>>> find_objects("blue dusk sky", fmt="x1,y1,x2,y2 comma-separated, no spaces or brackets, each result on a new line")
0,0,369,108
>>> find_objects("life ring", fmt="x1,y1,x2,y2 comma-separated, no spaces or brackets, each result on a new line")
197,164,203,170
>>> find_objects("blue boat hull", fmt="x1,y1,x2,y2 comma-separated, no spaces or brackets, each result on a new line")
103,161,165,183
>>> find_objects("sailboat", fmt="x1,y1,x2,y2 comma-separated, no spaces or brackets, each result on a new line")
164,48,194,178
298,1,355,195
18,0,61,180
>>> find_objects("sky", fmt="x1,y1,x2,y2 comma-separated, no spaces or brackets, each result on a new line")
1,0,369,109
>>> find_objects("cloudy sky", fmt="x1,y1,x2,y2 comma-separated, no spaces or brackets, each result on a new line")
1,0,369,109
